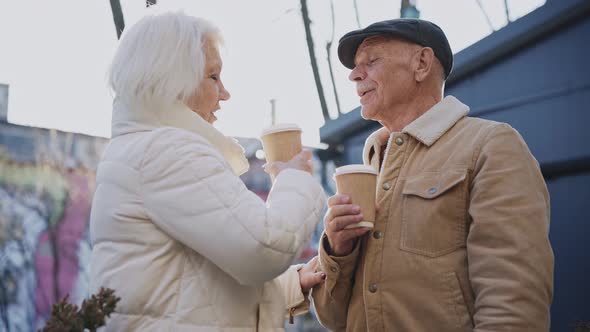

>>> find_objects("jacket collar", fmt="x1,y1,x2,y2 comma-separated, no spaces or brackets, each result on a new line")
402,95,469,146
111,98,249,176
362,95,469,166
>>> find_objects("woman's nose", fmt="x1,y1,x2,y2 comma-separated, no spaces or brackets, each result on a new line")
220,82,230,101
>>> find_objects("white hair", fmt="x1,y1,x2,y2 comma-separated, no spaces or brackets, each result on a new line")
109,10,222,105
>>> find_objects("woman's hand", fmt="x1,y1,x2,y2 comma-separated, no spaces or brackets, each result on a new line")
298,256,325,294
264,150,314,179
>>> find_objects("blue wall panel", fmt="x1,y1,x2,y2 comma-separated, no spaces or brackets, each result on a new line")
546,173,590,330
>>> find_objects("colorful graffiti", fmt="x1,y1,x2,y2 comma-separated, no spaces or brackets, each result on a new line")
0,129,327,331
0,135,98,331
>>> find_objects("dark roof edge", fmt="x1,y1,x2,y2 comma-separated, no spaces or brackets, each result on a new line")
447,0,590,84
320,0,590,144
320,107,377,145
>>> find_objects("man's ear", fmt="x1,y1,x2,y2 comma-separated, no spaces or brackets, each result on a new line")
414,47,435,82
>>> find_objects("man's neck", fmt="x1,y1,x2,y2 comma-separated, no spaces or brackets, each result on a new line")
380,94,442,132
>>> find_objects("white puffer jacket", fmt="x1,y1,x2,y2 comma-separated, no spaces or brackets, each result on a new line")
89,99,326,331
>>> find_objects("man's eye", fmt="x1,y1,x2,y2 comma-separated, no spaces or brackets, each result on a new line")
368,58,378,65
210,75,218,81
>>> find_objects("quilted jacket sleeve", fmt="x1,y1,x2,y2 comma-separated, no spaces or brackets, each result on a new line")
273,264,310,320
140,128,326,286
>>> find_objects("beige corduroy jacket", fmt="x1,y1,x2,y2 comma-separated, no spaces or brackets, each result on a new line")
312,96,554,332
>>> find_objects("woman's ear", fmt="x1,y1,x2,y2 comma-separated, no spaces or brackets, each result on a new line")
414,47,435,82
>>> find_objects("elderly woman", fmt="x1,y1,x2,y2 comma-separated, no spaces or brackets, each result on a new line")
89,10,326,331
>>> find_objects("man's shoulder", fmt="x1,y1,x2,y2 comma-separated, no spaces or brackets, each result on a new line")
452,117,532,163
459,116,504,130
452,116,512,141
437,116,523,160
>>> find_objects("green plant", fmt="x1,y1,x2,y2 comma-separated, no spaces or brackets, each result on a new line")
40,287,120,332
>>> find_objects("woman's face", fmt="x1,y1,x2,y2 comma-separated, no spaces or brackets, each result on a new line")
186,40,231,124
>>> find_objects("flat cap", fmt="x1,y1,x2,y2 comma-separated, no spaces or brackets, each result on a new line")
338,18,453,78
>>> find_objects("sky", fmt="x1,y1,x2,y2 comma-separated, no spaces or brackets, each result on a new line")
0,0,545,147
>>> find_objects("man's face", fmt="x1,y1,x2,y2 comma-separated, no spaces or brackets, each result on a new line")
349,36,418,122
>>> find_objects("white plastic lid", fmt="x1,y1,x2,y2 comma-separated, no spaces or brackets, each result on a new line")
334,164,378,176
261,123,302,136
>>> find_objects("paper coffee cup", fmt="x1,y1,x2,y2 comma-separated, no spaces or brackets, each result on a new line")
260,123,303,163
334,164,378,229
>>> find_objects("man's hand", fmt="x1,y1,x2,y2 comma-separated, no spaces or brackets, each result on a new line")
298,256,325,293
324,194,370,256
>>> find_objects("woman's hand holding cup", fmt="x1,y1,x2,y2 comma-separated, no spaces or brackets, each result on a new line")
264,149,314,179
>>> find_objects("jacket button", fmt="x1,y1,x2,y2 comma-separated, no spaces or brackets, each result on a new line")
330,266,338,273
373,230,383,239
382,182,391,190
368,283,378,293
394,137,404,146
427,187,438,195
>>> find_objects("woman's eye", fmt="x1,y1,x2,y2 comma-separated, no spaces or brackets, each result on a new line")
210,75,218,81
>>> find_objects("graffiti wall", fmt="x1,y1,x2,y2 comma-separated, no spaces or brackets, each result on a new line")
0,127,327,331
0,123,106,331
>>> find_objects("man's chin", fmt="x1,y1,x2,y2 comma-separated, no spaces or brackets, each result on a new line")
360,106,376,120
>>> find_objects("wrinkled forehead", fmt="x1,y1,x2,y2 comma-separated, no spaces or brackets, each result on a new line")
203,38,222,68
355,35,419,60
359,35,392,49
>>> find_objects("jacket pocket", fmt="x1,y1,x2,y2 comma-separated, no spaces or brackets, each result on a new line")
442,272,474,331
400,170,468,257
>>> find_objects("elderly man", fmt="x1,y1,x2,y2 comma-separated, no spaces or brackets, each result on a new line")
311,18,554,331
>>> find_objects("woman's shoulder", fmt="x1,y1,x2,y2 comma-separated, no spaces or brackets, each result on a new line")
140,127,227,170
144,127,218,155
150,126,211,144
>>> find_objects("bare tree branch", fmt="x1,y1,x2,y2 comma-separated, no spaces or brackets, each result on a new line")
326,0,342,116
353,0,362,28
504,0,511,23
475,0,496,32
300,0,331,122
109,0,125,39
270,7,297,23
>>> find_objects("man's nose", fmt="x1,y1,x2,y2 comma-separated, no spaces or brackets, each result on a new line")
348,65,366,82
